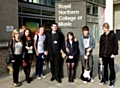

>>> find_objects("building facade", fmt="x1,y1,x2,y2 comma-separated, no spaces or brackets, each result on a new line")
0,0,60,42
114,0,120,40
0,0,115,43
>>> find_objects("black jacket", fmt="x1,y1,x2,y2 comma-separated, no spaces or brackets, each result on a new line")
44,30,64,60
8,39,24,60
21,36,34,55
99,31,119,57
62,39,79,58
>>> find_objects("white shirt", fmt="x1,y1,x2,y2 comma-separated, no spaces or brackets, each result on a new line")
34,34,46,53
14,42,23,55
84,38,90,48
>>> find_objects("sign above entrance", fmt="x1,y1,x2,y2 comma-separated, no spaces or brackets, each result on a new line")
55,2,86,27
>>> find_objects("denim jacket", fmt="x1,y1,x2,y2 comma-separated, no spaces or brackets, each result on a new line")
79,33,95,57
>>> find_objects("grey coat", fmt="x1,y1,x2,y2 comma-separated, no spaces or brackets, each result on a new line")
79,33,95,57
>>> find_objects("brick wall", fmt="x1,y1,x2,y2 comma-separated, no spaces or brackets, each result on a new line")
0,47,8,74
0,46,37,75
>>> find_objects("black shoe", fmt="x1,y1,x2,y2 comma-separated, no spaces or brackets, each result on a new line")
56,78,62,83
50,77,56,81
27,79,31,83
71,78,74,82
99,79,107,85
109,80,115,87
68,78,71,82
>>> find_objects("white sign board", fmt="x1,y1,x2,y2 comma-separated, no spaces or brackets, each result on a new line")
6,26,14,32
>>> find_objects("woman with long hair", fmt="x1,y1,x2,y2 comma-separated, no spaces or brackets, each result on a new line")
62,32,78,82
21,28,34,83
9,29,23,87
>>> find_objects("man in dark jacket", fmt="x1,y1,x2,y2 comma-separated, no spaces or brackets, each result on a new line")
99,23,118,87
44,23,64,83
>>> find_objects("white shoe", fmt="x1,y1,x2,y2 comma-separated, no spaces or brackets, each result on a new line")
90,78,94,83
37,75,41,79
41,74,46,79
37,77,41,79
83,81,87,84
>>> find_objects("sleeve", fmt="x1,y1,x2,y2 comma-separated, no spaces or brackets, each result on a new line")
99,36,102,57
8,40,14,60
112,33,119,55
44,33,48,51
62,41,69,56
90,36,95,49
79,36,85,56
71,41,78,57
34,35,37,41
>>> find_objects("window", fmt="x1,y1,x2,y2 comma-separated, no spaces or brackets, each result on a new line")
42,10,55,16
87,3,93,14
48,0,52,5
33,0,39,3
22,7,40,14
93,5,98,15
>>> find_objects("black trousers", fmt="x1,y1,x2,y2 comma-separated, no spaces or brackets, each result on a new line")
50,51,62,79
12,55,22,83
102,56,116,81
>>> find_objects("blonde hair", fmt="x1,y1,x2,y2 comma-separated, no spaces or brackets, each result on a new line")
102,23,110,29
12,29,22,41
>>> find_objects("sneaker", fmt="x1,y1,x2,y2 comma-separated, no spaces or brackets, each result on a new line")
109,80,115,87
37,75,41,79
83,81,87,84
13,82,21,87
41,74,46,79
99,79,107,85
90,78,94,83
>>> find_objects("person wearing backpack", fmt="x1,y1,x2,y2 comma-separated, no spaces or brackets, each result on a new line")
34,26,46,79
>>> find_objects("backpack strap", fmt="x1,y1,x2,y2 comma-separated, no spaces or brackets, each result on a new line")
36,34,39,49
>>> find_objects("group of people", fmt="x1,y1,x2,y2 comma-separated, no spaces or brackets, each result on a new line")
7,22,118,87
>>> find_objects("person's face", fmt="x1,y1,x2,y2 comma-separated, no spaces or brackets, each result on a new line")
22,26,26,31
39,27,44,35
83,30,89,36
51,24,58,32
15,32,20,39
103,27,109,33
25,30,30,37
68,34,73,40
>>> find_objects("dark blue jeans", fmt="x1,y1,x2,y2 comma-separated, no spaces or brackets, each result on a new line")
36,53,44,77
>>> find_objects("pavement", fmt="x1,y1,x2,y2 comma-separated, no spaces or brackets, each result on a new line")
0,44,120,88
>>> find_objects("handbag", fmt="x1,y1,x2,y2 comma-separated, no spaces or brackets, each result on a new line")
22,61,27,67
6,53,11,64
6,46,12,64
61,41,69,59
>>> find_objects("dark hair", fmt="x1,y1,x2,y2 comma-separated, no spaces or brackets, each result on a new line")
23,28,32,39
39,25,44,29
67,32,74,41
82,26,89,31
51,22,58,27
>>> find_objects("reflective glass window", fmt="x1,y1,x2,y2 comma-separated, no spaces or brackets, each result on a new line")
87,3,93,14
22,7,40,14
33,0,40,3
42,10,55,16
